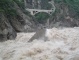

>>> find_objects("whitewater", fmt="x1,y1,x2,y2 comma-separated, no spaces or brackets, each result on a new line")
0,27,79,60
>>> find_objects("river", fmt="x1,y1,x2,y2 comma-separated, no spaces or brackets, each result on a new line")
0,27,79,60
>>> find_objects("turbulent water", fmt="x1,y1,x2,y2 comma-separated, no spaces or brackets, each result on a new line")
0,27,79,60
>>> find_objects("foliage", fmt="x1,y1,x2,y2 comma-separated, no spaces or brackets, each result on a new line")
13,0,25,9
65,0,79,15
0,0,17,16
54,0,63,3
41,0,52,10
54,0,79,16
35,12,50,23
47,3,52,10
0,0,25,16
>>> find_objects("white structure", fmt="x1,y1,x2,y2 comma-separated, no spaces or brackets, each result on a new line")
24,0,55,15
26,9,54,15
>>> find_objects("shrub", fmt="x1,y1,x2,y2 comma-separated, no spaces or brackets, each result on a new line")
35,12,50,23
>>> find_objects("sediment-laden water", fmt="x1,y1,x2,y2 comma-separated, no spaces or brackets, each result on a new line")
0,27,79,60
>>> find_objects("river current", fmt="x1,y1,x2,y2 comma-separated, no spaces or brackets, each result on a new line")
0,27,79,60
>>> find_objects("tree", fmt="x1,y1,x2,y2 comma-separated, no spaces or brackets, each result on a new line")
35,12,50,23
0,0,25,16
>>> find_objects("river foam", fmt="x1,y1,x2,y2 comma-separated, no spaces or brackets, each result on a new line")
0,27,79,60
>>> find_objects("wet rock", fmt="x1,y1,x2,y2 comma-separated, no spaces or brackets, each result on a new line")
28,27,47,42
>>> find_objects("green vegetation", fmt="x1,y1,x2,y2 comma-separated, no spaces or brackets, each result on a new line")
54,0,63,3
65,0,79,15
0,0,25,16
14,0,24,9
0,0,16,16
0,0,79,22
35,12,50,23
54,0,79,16
41,0,52,10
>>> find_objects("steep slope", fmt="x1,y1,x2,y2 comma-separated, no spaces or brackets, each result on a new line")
0,1,36,41
49,0,79,28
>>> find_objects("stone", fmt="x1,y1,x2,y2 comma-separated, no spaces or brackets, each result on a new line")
28,27,47,42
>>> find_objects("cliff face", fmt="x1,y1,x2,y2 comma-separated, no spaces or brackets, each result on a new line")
0,1,36,41
0,13,17,41
1,0,79,41
49,1,79,28
25,0,79,28
0,12,36,41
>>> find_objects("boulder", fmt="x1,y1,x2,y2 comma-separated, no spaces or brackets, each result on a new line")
28,27,47,42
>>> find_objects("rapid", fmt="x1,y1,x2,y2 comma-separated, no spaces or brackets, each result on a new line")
0,27,79,60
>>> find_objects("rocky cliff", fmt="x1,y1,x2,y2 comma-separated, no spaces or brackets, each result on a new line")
0,1,36,41
1,0,79,41
49,0,79,28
